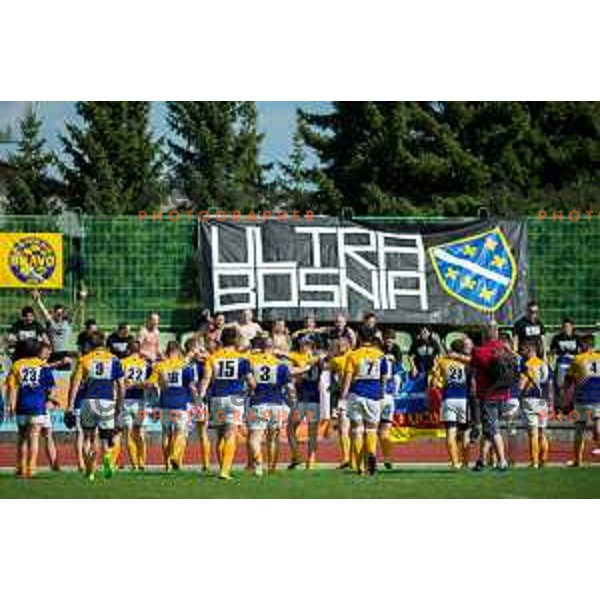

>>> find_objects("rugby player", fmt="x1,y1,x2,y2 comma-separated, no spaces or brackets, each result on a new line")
565,334,600,465
287,336,323,470
185,337,211,472
247,336,295,475
380,331,403,470
38,341,68,471
327,336,353,468
6,339,56,478
120,341,153,470
68,332,125,481
198,326,252,480
149,341,197,471
432,338,470,470
340,325,389,475
518,342,551,468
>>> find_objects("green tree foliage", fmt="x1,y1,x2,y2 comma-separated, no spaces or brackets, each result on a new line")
297,101,600,216
6,106,56,214
60,102,164,214
167,101,264,209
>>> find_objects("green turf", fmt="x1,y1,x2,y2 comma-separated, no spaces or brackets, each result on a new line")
1,467,600,498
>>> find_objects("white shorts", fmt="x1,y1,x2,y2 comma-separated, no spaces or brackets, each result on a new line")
16,414,47,427
347,394,381,426
73,408,83,433
522,397,549,429
290,401,320,425
501,398,521,421
119,399,149,429
80,398,116,431
441,397,467,425
247,403,290,431
573,403,600,424
189,401,208,424
210,396,246,426
39,412,53,430
380,394,395,423
160,408,189,434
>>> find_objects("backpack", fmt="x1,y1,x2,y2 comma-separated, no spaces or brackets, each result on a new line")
488,347,520,389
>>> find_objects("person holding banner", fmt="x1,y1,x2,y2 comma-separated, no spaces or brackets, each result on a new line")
380,330,403,470
340,325,389,476
550,317,581,414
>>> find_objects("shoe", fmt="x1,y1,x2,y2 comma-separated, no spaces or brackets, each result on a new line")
170,458,181,471
287,460,301,470
529,463,540,469
86,471,96,482
338,462,351,470
254,464,264,477
103,453,115,479
366,453,377,475
497,462,509,472
473,460,485,472
383,461,393,471
218,472,232,481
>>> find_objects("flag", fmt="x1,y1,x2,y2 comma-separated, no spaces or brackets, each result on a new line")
428,226,517,313
0,233,64,289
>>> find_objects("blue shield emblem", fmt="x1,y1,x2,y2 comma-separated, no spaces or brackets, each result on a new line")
428,227,517,312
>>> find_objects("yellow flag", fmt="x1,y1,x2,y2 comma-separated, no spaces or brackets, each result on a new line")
0,232,64,289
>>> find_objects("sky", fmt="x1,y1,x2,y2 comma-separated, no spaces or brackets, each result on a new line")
0,101,330,170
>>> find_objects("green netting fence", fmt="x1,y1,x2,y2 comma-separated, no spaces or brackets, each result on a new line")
0,214,598,333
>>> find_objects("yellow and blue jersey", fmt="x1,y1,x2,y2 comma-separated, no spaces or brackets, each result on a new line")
73,349,124,401
205,348,251,397
121,355,153,401
149,357,197,410
250,353,291,406
289,350,321,403
432,356,469,400
567,350,600,404
520,356,550,398
345,345,388,400
7,358,56,416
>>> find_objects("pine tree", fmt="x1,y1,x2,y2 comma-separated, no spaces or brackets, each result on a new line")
167,101,264,210
60,102,164,214
6,105,56,214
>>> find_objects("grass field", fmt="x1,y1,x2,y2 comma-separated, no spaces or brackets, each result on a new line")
1,466,600,499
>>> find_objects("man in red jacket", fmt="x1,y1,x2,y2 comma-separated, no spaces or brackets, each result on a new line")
471,321,512,471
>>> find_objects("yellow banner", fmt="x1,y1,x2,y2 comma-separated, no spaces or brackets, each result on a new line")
0,232,64,289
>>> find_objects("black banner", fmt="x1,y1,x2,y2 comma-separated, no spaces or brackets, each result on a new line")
198,217,528,325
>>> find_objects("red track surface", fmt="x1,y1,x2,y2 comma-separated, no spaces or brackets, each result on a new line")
0,437,589,468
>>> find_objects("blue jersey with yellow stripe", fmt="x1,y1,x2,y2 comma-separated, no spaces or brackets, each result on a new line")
250,353,291,405
74,350,124,401
149,357,197,410
8,358,56,416
289,351,321,403
567,350,600,404
121,355,153,401
432,356,469,400
345,345,388,400
206,349,251,397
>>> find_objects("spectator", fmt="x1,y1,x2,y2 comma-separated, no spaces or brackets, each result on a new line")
205,312,226,344
237,309,262,344
409,326,442,377
138,312,162,362
550,317,581,412
9,306,48,359
513,301,546,358
329,313,356,348
292,315,328,349
77,319,98,355
271,318,291,352
107,323,134,359
31,290,74,368
471,321,512,472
